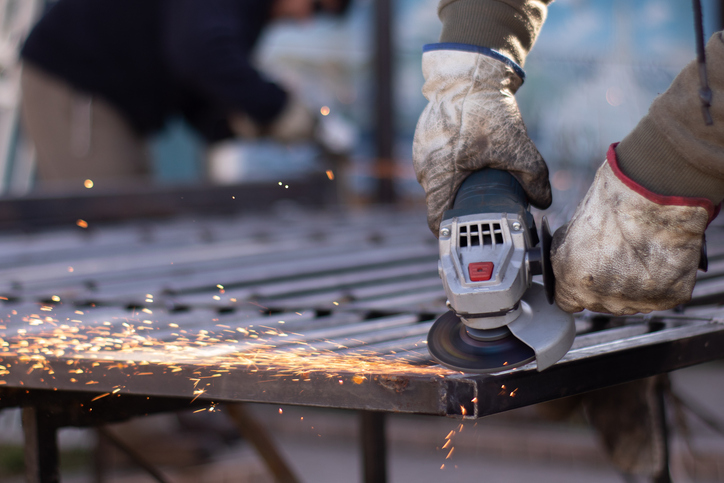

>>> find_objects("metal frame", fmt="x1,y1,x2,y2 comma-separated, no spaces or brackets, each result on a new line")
0,207,723,482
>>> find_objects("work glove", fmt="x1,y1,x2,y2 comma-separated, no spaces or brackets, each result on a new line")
230,94,316,144
413,46,552,235
550,144,717,315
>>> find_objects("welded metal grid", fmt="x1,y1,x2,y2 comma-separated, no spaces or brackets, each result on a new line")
0,208,723,419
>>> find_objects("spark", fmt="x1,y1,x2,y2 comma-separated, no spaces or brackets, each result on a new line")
76,220,88,229
84,179,94,188
326,170,334,180
51,296,61,302
320,106,330,116
0,304,456,408
278,408,283,414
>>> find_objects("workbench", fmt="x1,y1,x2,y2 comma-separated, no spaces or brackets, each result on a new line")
1,187,724,482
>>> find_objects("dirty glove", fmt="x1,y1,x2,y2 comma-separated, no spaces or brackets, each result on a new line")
230,94,316,144
413,45,552,235
551,144,717,315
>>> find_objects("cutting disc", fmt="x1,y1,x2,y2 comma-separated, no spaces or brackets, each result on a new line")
427,311,535,373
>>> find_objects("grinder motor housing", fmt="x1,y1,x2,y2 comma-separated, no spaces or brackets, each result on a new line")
438,169,542,329
430,169,575,373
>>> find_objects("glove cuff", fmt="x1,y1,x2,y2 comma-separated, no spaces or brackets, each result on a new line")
607,143,720,224
423,43,525,82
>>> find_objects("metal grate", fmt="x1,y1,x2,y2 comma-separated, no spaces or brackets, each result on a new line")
0,208,723,418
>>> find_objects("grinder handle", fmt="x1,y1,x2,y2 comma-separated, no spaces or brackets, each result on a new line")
449,169,528,215
443,169,555,304
444,169,538,247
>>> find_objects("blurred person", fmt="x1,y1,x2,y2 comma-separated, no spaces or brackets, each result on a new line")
20,0,350,190
413,0,723,479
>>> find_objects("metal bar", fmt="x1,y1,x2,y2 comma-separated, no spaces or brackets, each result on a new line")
652,382,672,483
360,410,387,483
0,176,330,230
468,322,724,419
22,407,59,483
97,426,172,483
374,0,395,203
93,428,108,483
225,403,301,483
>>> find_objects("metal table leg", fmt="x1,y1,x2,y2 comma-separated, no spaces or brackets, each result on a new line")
360,410,387,483
653,382,672,483
22,407,60,483
225,403,301,483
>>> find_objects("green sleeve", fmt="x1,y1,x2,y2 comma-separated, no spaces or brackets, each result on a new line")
616,32,724,204
437,0,553,66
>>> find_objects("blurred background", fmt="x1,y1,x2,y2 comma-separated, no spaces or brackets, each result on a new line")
1,0,724,482
0,0,720,209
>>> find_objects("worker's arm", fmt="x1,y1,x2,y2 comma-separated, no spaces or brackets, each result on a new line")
413,0,553,234
551,32,724,315
161,0,314,142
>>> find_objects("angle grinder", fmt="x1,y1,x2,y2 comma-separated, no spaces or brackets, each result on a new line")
427,169,575,373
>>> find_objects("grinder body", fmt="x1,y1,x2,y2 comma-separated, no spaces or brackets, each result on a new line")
428,170,575,373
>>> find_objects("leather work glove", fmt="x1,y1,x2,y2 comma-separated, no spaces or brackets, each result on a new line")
413,46,552,235
230,94,316,144
551,144,718,315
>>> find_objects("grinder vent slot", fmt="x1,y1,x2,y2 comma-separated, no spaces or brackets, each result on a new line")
458,223,504,248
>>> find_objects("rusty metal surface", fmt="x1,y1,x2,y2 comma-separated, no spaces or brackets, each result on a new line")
0,208,724,419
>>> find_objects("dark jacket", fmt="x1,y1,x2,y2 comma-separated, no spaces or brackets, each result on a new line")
21,0,288,141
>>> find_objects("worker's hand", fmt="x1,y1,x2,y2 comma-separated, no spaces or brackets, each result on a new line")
230,95,316,144
413,47,551,235
551,144,716,315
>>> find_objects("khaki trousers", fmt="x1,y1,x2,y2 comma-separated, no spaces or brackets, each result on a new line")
20,63,151,191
